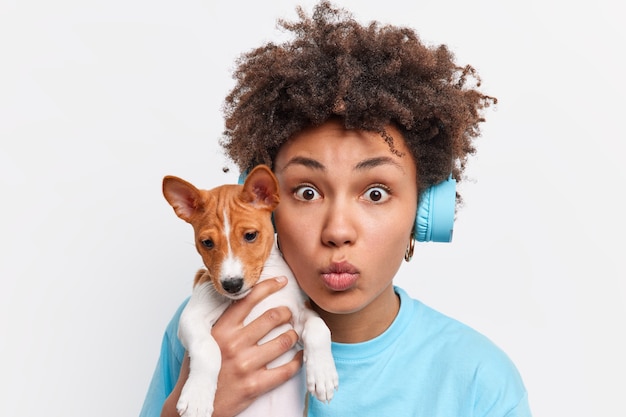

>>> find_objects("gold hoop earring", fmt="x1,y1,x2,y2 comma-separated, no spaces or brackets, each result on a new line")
404,237,415,262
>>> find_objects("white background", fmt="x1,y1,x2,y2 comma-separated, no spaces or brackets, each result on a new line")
1,0,624,416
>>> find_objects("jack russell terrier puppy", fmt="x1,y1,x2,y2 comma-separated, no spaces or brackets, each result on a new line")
162,164,338,417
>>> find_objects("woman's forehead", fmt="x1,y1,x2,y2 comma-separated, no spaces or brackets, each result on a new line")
274,120,413,172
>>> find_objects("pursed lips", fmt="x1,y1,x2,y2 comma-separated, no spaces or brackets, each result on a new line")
320,261,359,291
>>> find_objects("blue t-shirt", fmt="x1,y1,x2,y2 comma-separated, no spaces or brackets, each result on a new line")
140,287,531,416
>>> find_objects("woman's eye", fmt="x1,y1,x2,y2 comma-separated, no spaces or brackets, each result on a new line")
294,185,321,201
363,186,390,203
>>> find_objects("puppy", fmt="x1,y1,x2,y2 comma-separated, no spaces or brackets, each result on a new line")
162,165,338,417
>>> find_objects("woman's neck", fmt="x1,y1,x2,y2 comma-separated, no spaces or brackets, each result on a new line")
313,284,400,344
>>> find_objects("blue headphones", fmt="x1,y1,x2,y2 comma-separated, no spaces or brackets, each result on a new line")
239,170,456,243
414,176,456,242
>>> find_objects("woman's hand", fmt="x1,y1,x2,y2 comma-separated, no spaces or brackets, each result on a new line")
212,276,303,416
160,277,303,417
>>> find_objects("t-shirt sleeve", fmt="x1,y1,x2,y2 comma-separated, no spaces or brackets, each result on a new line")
138,298,189,417
504,392,532,416
473,344,533,417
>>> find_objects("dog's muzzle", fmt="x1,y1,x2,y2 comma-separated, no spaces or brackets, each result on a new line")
221,277,244,294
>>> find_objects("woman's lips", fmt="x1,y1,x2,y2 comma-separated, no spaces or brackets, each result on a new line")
321,262,359,291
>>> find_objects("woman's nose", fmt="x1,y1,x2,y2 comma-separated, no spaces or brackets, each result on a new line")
321,203,357,247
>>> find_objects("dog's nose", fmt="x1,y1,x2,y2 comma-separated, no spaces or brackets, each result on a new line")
222,278,244,294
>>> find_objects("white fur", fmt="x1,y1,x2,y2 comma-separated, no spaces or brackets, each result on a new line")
176,240,338,417
220,254,244,283
220,213,245,282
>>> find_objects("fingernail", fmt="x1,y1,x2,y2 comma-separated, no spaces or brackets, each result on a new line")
275,276,287,284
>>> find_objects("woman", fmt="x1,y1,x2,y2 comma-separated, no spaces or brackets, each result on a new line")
141,2,531,416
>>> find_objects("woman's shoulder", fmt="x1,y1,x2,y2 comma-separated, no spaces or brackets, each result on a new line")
396,286,522,374
396,287,531,414
162,297,189,360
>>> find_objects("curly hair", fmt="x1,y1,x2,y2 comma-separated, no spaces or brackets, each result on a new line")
221,1,496,198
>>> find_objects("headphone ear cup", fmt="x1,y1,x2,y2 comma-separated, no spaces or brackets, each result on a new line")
414,176,457,242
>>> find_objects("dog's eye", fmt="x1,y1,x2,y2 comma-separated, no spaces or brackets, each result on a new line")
201,239,214,249
244,231,258,243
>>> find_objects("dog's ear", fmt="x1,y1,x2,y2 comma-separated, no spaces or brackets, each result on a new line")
241,165,280,210
162,176,204,222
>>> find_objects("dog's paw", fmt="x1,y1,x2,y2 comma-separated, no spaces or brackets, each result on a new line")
176,377,216,417
304,349,339,403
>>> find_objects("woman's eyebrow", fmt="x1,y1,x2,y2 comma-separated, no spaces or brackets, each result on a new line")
354,156,405,173
280,155,404,173
280,156,326,172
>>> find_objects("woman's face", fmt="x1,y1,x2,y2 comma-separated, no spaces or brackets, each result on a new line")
273,120,417,321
